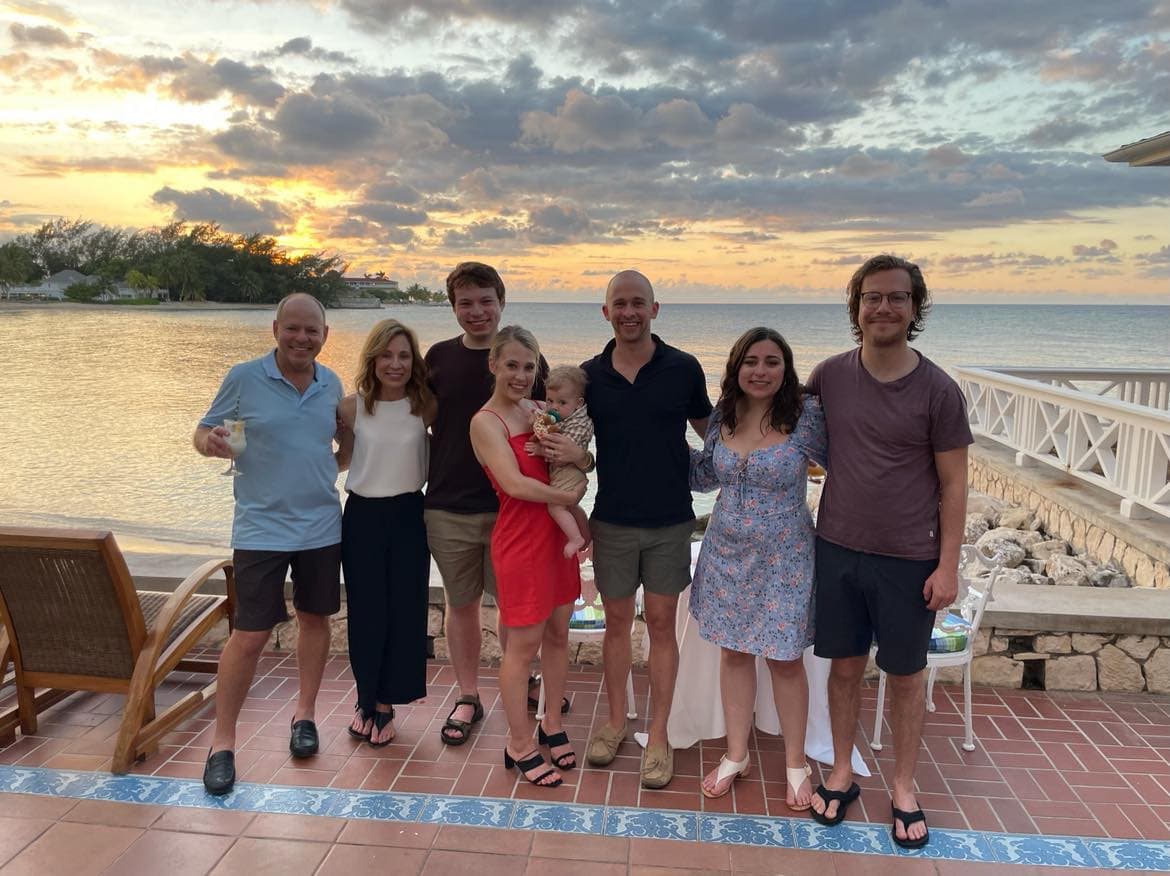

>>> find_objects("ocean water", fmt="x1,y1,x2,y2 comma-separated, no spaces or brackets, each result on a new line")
1,303,1167,550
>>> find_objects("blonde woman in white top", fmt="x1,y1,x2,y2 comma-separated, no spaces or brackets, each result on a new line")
336,319,435,747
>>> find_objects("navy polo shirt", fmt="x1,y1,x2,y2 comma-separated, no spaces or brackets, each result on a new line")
583,335,712,528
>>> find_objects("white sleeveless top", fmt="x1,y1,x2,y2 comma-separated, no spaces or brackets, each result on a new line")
345,396,428,497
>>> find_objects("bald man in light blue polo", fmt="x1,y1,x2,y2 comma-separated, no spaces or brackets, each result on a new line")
193,292,344,795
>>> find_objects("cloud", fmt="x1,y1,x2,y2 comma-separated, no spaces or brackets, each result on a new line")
88,50,284,106
1073,239,1120,260
266,36,357,65
352,201,428,226
151,186,293,234
23,156,156,176
5,1,76,25
8,22,83,47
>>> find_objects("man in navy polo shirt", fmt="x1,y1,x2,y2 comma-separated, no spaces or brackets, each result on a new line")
193,292,344,795
582,270,711,788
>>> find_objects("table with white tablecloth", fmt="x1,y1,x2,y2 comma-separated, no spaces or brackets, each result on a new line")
636,541,870,777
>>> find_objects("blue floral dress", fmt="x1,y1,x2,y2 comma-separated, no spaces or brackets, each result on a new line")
689,397,827,661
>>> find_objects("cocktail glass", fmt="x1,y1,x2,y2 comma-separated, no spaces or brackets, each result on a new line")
222,419,246,476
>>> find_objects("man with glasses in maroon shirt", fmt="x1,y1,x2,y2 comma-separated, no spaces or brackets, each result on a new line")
805,255,972,849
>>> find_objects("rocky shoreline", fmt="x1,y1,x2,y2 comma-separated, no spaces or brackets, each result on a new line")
965,494,1131,588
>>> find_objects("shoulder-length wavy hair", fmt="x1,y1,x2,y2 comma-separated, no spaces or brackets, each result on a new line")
355,319,435,421
846,254,931,345
716,327,802,436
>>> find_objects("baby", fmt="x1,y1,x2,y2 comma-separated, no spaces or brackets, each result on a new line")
533,365,594,559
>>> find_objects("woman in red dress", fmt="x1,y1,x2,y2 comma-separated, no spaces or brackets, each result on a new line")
469,325,585,788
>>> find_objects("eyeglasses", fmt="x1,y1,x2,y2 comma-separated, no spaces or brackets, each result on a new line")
859,291,911,308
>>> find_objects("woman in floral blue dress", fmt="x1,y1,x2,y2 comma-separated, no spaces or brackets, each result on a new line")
689,326,827,807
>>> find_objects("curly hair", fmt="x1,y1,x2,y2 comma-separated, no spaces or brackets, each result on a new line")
846,254,931,344
716,327,802,437
354,319,434,421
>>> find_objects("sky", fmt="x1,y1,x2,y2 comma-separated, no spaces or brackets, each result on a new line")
1,0,1168,302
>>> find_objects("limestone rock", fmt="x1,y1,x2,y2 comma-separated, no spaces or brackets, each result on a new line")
974,530,1027,568
427,606,444,638
1029,539,1069,562
996,507,1035,530
1144,649,1170,694
1045,555,1090,588
1090,567,1130,588
1117,635,1160,661
932,665,964,684
1035,634,1071,654
576,639,603,665
1045,655,1097,691
989,635,1010,653
967,493,1005,524
433,636,449,661
1020,558,1045,573
1096,644,1145,692
1071,633,1109,654
964,513,990,544
481,630,503,662
972,655,1023,688
972,629,990,657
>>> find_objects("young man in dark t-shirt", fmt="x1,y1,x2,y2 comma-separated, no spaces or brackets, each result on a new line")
806,255,972,849
581,270,712,789
425,262,559,747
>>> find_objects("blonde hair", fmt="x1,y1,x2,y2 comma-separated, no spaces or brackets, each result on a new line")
546,364,587,397
489,325,540,362
355,319,434,419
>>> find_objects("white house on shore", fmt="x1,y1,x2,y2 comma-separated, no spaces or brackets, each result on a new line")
342,276,399,291
3,269,163,301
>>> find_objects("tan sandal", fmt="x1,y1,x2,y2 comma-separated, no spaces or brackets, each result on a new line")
585,722,626,766
786,763,813,811
702,754,750,799
641,743,674,789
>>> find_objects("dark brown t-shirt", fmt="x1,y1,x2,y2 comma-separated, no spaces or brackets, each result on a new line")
423,335,546,514
805,348,972,561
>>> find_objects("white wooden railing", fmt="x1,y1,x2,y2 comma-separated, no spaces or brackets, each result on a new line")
955,367,1170,520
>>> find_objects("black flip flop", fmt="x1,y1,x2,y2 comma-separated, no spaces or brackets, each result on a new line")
891,805,930,849
810,782,860,827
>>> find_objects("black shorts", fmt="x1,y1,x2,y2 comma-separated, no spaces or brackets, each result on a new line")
812,537,937,676
232,544,342,632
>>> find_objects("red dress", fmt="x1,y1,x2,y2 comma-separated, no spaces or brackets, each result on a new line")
481,412,581,627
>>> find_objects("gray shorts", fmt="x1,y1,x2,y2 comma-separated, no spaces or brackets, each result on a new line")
424,509,497,608
589,518,694,600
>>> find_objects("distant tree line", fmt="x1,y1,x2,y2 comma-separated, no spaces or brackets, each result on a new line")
363,280,447,305
0,219,348,306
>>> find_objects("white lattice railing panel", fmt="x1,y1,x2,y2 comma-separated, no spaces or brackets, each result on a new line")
957,367,1170,521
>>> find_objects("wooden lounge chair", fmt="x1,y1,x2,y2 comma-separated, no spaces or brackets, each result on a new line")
0,527,234,772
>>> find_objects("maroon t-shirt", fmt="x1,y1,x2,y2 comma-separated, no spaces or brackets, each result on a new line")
805,348,972,561
423,335,546,515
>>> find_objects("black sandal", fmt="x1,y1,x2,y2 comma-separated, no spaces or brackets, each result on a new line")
369,706,395,748
347,704,374,741
526,675,570,714
891,805,930,849
537,723,576,771
504,748,562,787
810,782,860,827
440,694,484,746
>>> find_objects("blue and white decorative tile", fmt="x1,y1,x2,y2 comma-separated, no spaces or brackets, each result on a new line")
894,829,997,862
512,802,602,834
232,784,339,816
700,815,793,848
73,774,172,804
604,808,697,840
990,834,1096,868
419,796,513,827
0,765,84,796
792,821,895,855
154,780,242,810
1088,840,1170,871
329,791,425,822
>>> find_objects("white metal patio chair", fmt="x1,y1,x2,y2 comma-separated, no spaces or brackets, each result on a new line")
870,544,1003,753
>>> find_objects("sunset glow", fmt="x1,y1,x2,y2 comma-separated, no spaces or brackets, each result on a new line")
2,0,1168,301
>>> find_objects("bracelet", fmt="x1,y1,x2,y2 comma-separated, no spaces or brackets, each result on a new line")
582,451,596,473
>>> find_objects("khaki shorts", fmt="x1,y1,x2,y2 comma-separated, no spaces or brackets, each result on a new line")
424,509,497,608
589,518,694,599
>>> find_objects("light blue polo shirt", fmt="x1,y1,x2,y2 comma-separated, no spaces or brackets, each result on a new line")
201,351,344,551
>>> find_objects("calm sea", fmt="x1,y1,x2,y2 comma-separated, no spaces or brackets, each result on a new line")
2,303,1167,550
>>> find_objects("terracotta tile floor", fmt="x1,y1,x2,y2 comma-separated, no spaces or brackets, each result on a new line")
2,652,1167,873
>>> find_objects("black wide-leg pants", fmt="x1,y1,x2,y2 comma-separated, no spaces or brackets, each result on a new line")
341,491,429,710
